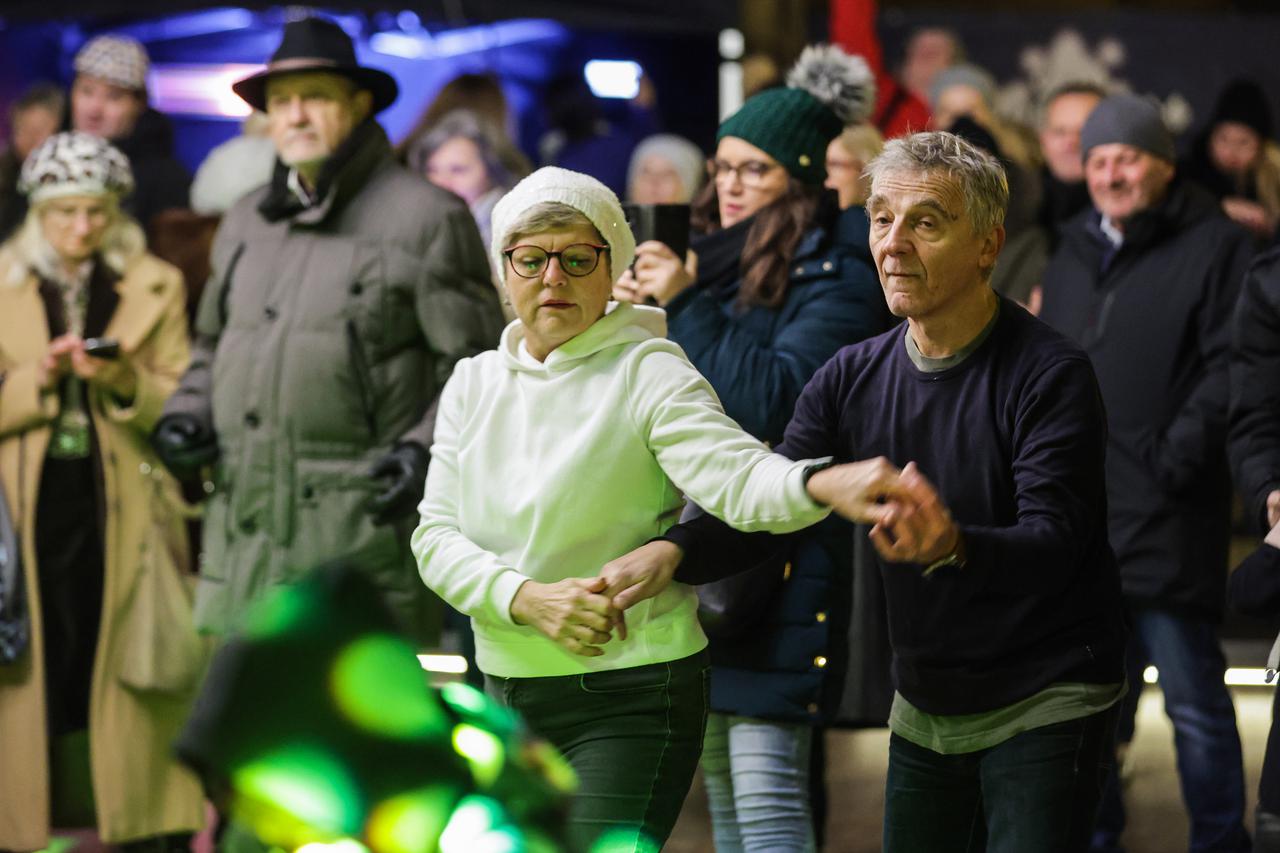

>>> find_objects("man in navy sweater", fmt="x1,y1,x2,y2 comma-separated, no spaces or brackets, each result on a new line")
604,131,1127,851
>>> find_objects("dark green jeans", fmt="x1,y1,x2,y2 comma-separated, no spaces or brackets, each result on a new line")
486,650,710,853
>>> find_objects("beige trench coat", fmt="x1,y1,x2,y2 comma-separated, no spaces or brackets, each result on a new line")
0,253,206,849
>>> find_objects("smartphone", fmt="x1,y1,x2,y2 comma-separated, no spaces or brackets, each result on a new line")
622,203,691,259
82,337,121,360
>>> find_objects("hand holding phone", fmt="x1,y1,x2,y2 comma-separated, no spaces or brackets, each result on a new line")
82,337,121,360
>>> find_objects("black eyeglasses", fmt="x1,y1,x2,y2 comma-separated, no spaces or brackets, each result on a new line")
503,243,609,278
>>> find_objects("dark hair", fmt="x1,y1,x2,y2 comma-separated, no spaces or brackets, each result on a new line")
10,82,65,125
691,176,825,310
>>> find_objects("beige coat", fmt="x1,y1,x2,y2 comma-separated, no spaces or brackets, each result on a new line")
0,253,206,849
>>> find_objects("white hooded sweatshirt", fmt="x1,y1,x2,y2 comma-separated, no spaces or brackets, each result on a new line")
412,302,830,678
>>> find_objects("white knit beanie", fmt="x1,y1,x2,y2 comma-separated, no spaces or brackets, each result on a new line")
489,166,636,282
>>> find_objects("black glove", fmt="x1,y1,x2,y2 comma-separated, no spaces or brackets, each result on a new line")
151,414,220,481
366,442,430,526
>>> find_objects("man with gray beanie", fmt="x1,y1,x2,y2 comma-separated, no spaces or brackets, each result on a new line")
1040,92,1254,853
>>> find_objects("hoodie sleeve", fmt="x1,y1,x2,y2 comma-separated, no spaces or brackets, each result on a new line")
626,342,831,533
411,363,530,626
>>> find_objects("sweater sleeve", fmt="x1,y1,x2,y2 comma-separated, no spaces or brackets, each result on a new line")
959,355,1112,596
411,364,530,626
1228,543,1280,620
1156,224,1253,495
665,258,883,442
628,344,831,533
1229,250,1280,532
668,352,849,583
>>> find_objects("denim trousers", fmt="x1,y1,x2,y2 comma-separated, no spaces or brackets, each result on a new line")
701,713,816,853
1091,607,1251,853
486,650,709,853
882,705,1118,853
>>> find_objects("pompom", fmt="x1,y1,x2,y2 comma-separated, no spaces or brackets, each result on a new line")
786,44,876,126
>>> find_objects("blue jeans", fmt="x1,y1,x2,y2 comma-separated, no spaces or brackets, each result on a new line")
883,706,1118,853
485,651,709,853
1092,608,1251,853
702,713,816,853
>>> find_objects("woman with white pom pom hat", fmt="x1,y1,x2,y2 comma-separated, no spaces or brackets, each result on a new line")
615,45,893,852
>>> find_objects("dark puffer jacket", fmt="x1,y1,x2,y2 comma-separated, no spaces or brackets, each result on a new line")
666,205,891,722
1230,247,1280,532
1040,180,1254,618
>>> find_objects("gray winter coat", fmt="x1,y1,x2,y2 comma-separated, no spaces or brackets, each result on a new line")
164,121,504,643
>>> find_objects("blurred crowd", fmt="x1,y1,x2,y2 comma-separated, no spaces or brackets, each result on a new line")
2,10,1280,853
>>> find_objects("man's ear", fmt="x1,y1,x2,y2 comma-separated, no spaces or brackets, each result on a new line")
979,224,1006,272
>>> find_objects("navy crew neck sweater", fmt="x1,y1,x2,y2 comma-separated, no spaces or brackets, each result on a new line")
676,298,1127,716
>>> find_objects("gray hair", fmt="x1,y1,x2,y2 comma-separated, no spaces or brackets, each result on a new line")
500,201,602,251
406,108,515,189
865,131,1008,235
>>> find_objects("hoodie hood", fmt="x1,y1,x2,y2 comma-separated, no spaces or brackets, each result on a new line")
500,301,668,373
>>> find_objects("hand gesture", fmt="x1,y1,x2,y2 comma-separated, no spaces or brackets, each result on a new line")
1267,489,1280,529
632,240,697,306
510,577,623,657
70,342,136,399
805,457,909,525
869,462,961,565
598,540,684,631
38,334,81,391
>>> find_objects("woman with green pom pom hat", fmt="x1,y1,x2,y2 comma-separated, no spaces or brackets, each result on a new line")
616,44,892,852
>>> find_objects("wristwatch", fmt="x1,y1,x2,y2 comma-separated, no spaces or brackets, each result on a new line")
923,534,967,576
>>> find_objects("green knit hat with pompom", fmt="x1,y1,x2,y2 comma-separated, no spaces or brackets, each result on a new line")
717,44,875,185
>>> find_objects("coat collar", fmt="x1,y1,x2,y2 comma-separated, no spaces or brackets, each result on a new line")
0,255,172,359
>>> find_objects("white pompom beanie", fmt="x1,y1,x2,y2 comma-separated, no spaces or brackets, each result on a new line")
489,166,636,283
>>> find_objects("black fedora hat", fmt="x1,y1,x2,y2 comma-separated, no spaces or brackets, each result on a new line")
232,16,398,113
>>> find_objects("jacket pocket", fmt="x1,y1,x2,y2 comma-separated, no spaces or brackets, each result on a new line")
579,661,673,695
346,320,378,441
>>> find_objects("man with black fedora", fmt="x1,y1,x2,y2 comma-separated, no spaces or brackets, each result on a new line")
1040,93,1254,853
153,16,504,649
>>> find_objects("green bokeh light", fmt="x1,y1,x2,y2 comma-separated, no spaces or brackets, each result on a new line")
330,635,448,739
241,583,315,639
232,743,363,837
451,724,506,789
438,797,522,853
589,826,660,853
365,786,460,853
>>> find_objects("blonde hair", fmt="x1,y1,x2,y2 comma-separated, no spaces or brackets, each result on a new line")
0,195,145,287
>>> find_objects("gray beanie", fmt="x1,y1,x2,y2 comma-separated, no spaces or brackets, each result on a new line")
929,63,997,110
1079,94,1175,163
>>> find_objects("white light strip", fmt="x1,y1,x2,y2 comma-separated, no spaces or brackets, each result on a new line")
1143,665,1275,687
418,654,468,674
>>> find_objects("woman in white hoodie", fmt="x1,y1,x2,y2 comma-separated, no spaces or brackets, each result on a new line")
412,167,879,851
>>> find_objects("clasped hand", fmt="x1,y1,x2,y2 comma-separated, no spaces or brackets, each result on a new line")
510,540,684,657
807,459,960,565
40,334,136,399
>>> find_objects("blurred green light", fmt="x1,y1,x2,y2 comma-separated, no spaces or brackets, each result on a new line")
242,583,314,638
438,797,521,853
439,682,489,716
232,743,363,835
366,786,459,853
589,826,660,853
451,724,505,788
297,840,369,853
331,635,448,739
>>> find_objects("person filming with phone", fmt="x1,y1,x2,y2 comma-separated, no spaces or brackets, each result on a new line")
614,44,890,852
0,131,204,850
